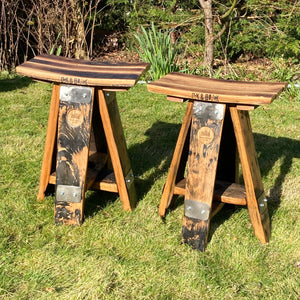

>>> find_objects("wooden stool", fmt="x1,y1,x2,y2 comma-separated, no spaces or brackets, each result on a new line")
148,73,287,251
16,54,149,225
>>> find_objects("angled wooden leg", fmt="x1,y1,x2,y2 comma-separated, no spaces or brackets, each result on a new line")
230,107,270,243
55,85,94,225
37,83,60,200
97,89,137,211
159,101,193,217
182,102,226,251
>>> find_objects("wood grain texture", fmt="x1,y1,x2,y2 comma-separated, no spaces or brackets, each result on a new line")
37,83,60,200
85,152,108,190
174,179,246,206
16,54,150,88
55,86,94,225
91,170,118,193
23,55,145,223
182,216,209,251
147,72,287,105
185,103,226,206
97,89,137,210
230,107,270,243
159,101,193,217
150,73,283,249
182,102,226,251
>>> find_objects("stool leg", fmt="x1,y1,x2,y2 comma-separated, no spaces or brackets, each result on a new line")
55,85,94,225
97,89,137,211
37,83,60,200
182,102,226,251
159,101,193,217
230,107,270,243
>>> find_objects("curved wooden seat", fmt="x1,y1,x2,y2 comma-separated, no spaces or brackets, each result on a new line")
147,72,287,105
15,55,150,225
148,72,287,251
16,54,150,89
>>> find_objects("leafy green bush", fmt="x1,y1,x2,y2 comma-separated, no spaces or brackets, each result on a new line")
109,1,299,64
134,23,180,80
1,0,299,71
227,0,300,61
104,0,199,30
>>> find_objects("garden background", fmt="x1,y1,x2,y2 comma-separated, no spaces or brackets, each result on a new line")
0,0,299,299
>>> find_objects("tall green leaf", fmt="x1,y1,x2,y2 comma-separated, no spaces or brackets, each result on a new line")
134,23,180,80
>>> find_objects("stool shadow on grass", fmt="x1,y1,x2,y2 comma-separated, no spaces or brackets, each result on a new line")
128,121,182,201
84,121,182,218
208,132,300,242
254,133,300,217
84,124,299,230
84,191,121,218
0,76,32,92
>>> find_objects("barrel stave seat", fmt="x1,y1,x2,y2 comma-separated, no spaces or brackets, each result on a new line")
16,55,150,225
148,72,287,251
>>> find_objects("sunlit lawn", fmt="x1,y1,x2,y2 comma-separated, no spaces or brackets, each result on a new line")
0,76,299,299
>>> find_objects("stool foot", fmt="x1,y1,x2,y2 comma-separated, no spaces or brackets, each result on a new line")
247,193,271,244
55,202,82,225
182,216,209,251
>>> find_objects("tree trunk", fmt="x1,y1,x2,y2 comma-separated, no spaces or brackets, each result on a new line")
76,18,87,59
199,0,237,69
70,0,87,59
199,0,214,68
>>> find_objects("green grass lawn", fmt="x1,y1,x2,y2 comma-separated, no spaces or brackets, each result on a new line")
0,77,299,299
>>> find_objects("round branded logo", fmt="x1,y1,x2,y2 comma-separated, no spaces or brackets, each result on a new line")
197,127,214,144
66,109,83,127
